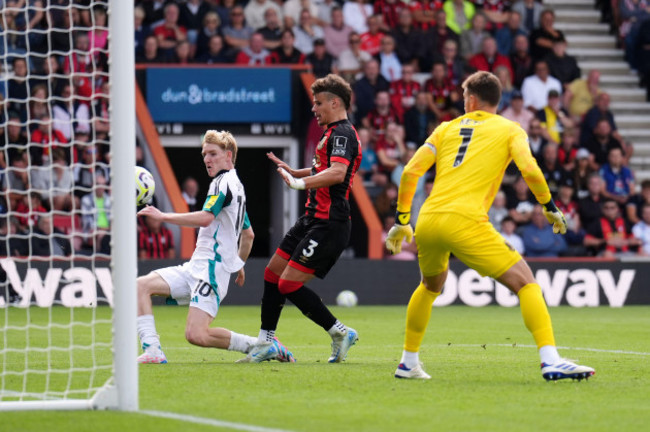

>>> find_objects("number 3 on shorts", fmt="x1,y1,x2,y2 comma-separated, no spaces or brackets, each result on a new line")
302,239,319,257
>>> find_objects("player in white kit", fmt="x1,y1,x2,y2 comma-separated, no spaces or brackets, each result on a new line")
136,130,295,363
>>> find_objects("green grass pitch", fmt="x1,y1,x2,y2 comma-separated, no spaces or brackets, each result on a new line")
1,305,649,432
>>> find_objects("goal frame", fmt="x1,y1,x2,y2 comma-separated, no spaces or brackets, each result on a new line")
0,0,138,412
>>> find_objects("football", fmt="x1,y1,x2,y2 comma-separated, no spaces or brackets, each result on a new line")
135,166,155,206
336,290,358,307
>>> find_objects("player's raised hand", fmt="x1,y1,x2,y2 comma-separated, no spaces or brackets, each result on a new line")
385,211,414,254
137,205,163,220
542,200,567,234
267,152,293,175
278,168,306,190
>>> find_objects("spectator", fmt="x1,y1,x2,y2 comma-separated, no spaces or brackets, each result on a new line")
337,32,372,82
512,0,543,34
235,33,271,65
284,0,320,26
4,112,28,164
626,179,650,225
404,92,437,145
0,216,29,258
357,127,382,185
632,203,650,256
353,59,391,121
573,148,595,200
152,3,187,61
136,34,165,63
31,55,66,98
435,39,466,86
244,0,283,31
578,173,606,229
171,40,192,64
52,83,91,143
80,173,112,255
323,6,354,59
583,118,625,170
391,8,423,67
374,0,408,30
134,6,150,57
555,176,586,255
196,35,232,64
424,62,461,121
179,0,212,47
360,15,385,56
222,6,254,51
258,7,283,51
468,36,514,79
28,84,49,125
89,6,109,61
460,13,489,59
375,121,406,176
527,118,548,162
269,29,306,64
306,39,337,78
294,9,325,55
181,176,200,212
390,64,422,121
7,57,29,121
421,10,460,72
529,9,565,61
545,37,581,87
215,0,237,28
195,11,223,59
599,147,635,206
488,189,509,231
138,216,176,259
495,65,515,112
536,90,574,145
580,93,624,148
538,142,567,196
500,215,525,255
374,182,399,217
31,113,68,166
377,35,402,82
362,90,401,139
475,0,511,30
31,214,72,257
619,0,650,71
408,0,440,31
584,198,641,257
139,0,165,26
442,0,476,35
391,144,427,220
638,18,650,100
509,33,533,88
496,10,526,56
506,175,536,225
317,0,338,25
558,128,580,171
92,81,111,143
521,60,562,111
521,204,567,257
382,213,417,260
564,70,601,120
30,148,74,212
73,145,101,203
501,91,534,132
343,0,374,34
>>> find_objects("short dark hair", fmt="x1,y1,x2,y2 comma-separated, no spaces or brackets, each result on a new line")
311,74,352,110
462,71,502,107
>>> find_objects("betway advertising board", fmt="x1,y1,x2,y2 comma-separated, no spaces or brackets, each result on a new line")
0,259,648,308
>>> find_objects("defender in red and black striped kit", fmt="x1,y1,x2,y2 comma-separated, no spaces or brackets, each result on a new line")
239,74,361,365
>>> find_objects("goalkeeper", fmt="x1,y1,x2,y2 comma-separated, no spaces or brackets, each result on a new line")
386,71,595,381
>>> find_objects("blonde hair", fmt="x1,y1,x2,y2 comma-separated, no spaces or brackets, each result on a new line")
202,130,238,163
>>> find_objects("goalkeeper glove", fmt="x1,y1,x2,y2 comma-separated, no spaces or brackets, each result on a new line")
278,168,306,190
542,199,567,234
385,211,414,254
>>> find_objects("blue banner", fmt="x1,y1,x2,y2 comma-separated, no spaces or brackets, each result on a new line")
146,68,292,123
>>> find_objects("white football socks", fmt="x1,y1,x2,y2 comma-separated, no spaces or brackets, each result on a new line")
400,350,419,369
539,345,561,365
137,314,160,348
327,320,347,337
258,329,275,343
229,332,259,353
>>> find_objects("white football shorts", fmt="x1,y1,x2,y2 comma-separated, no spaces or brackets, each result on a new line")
155,260,231,317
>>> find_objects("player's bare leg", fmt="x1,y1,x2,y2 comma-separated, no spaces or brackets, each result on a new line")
136,272,171,364
395,270,447,379
185,307,258,354
498,260,595,381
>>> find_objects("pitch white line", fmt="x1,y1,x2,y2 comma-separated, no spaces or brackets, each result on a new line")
141,410,295,432
442,343,650,356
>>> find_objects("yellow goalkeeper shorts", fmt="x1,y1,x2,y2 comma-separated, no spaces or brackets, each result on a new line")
415,212,522,278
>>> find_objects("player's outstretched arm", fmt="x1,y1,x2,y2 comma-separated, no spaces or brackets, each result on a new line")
278,161,347,190
267,152,311,178
137,206,214,228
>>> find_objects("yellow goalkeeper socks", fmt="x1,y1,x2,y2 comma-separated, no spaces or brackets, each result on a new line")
517,283,556,349
404,283,440,353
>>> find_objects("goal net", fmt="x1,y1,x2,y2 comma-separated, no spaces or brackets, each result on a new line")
0,1,137,410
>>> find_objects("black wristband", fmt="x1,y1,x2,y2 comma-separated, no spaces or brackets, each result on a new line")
542,199,558,213
395,211,411,225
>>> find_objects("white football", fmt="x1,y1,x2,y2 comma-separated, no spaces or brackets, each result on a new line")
135,166,156,206
336,290,358,307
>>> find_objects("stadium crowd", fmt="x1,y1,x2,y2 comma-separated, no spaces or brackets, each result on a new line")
2,0,650,260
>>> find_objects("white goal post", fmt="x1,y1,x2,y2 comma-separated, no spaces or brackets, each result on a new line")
0,0,137,411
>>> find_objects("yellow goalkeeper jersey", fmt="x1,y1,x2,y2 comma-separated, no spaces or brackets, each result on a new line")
397,110,551,222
